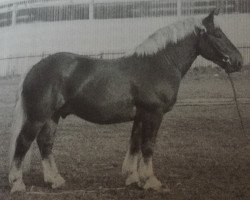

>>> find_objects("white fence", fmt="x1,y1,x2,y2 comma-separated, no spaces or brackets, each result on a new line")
0,51,126,76
0,0,249,27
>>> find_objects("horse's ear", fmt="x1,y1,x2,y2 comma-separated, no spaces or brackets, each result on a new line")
204,8,220,25
213,8,220,16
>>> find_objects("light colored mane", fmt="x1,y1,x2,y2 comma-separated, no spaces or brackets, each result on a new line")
133,17,206,56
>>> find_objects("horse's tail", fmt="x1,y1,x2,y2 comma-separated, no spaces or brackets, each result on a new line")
9,76,32,172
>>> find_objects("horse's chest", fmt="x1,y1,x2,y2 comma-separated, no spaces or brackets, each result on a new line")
160,83,179,109
136,80,179,109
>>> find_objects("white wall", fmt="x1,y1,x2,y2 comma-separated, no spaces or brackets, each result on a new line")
0,13,249,76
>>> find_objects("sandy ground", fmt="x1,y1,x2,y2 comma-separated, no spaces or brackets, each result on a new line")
0,66,249,200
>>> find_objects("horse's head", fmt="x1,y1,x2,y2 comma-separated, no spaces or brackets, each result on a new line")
196,9,243,73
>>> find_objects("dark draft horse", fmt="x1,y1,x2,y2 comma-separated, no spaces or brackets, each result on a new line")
9,9,243,193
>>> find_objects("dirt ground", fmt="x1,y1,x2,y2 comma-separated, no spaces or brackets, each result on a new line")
0,66,249,200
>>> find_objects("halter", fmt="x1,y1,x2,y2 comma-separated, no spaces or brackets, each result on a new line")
201,31,231,65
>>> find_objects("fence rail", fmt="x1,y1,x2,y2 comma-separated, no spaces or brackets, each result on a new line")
0,0,249,27
0,51,126,76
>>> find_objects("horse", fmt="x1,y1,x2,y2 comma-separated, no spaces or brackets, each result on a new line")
9,9,243,193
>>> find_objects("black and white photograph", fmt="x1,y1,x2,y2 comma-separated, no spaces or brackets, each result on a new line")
0,0,249,199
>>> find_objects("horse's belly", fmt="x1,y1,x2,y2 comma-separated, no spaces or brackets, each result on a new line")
72,100,136,124
69,70,136,124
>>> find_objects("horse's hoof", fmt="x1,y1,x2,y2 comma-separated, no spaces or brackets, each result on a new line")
126,182,142,190
125,172,140,186
142,176,166,192
51,175,65,189
157,185,171,193
10,180,26,193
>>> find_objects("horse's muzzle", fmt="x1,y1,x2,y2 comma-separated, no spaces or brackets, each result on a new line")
224,55,243,73
225,61,242,73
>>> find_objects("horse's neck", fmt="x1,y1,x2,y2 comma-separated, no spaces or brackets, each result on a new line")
160,34,198,76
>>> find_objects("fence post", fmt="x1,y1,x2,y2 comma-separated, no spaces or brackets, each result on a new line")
177,0,181,18
42,52,46,58
100,53,104,59
12,3,17,26
89,0,94,20
225,0,228,14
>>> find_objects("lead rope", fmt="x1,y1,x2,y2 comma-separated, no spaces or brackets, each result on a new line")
227,73,246,136
227,73,249,160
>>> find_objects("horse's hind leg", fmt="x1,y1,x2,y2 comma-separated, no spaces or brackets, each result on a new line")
122,113,142,186
36,114,65,189
9,120,44,193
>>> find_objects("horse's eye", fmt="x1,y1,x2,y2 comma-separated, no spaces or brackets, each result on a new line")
200,29,206,35
214,31,222,38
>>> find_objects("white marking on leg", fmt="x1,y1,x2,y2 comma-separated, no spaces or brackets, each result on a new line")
42,154,65,189
138,157,153,180
122,149,140,186
42,159,56,183
138,157,163,191
143,176,164,191
22,142,35,173
122,150,138,175
9,163,26,193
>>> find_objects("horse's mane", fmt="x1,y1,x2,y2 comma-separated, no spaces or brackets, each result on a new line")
132,17,206,56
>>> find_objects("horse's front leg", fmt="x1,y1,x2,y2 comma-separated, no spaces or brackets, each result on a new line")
122,113,142,187
138,108,168,191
